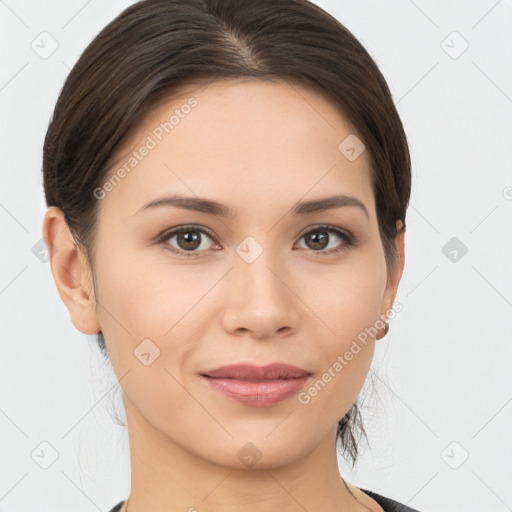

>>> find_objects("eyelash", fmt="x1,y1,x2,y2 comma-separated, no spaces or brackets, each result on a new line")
157,224,354,258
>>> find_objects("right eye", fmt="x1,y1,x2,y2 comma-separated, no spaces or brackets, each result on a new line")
158,225,220,257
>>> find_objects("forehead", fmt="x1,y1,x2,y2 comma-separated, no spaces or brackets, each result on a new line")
101,78,374,218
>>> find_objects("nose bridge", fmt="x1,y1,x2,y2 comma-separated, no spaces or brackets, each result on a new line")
235,238,287,305
221,235,299,337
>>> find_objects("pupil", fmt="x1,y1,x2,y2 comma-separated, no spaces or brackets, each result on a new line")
308,231,328,250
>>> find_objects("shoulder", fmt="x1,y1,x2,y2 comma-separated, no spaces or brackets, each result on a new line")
108,501,125,512
360,488,422,512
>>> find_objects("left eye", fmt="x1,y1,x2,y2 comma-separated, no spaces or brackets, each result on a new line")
296,226,352,253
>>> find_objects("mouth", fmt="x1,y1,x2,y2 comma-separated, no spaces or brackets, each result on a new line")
200,363,312,407
202,362,311,380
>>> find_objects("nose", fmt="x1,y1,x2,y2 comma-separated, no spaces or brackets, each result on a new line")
220,249,301,340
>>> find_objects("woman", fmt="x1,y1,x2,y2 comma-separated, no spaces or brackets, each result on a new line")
41,0,416,510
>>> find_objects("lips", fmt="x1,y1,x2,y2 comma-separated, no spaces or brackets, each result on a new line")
202,363,310,380
200,363,311,407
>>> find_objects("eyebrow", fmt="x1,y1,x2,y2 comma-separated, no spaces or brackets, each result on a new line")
134,194,369,219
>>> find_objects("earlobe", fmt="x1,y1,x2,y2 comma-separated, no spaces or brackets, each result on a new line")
42,206,101,335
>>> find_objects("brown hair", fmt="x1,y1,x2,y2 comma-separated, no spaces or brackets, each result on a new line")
42,0,411,465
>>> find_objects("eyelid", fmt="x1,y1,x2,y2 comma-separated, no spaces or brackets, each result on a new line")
159,224,218,241
297,224,353,242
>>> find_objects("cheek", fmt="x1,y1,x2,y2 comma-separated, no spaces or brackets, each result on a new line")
92,254,172,366
94,253,223,375
297,259,385,410
299,348,374,426
96,254,197,335
301,256,387,342
94,257,203,413
299,310,377,427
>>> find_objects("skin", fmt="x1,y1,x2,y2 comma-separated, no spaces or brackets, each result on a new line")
43,78,405,512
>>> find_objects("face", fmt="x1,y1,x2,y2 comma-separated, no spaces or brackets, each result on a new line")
57,78,404,470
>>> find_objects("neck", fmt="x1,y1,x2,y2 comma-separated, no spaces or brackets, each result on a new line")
121,404,372,512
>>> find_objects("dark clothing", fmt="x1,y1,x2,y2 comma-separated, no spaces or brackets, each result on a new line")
108,488,421,511
108,501,124,512
361,488,421,511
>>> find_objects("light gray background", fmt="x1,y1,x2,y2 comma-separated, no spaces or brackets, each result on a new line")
1,1,511,511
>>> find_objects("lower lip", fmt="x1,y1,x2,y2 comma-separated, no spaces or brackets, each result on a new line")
201,375,310,407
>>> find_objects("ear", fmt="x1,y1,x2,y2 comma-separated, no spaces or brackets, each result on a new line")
380,219,406,320
42,206,101,335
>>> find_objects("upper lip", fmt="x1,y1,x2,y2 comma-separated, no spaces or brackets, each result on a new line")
202,363,311,380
